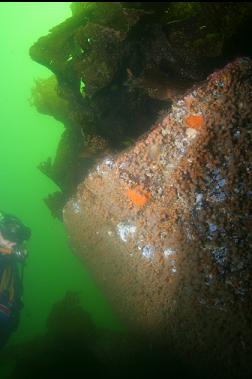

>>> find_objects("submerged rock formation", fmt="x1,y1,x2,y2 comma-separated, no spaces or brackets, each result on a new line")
64,57,252,377
29,3,252,377
30,2,252,218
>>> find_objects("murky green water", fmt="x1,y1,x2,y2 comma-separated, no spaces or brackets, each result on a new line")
0,2,121,347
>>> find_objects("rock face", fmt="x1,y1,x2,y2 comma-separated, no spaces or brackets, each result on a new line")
29,2,252,218
29,3,252,375
64,58,252,374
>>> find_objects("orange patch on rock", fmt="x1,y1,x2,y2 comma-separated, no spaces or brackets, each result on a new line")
185,114,205,129
127,186,151,207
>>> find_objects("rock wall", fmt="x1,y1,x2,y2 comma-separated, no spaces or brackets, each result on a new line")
29,2,252,218
29,3,252,375
64,58,252,375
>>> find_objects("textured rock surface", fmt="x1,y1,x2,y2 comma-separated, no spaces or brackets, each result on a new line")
64,58,252,375
29,2,252,218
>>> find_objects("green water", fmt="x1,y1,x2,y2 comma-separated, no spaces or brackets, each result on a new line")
0,2,121,346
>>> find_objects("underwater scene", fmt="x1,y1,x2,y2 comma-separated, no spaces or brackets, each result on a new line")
0,2,252,378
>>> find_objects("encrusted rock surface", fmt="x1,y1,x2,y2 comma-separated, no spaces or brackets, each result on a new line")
64,58,252,376
29,3,252,375
30,2,252,219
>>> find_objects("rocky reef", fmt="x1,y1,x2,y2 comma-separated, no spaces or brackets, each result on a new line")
30,2,252,218
63,57,252,378
30,3,252,377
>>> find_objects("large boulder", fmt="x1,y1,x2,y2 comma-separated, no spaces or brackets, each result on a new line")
29,3,252,219
63,57,252,376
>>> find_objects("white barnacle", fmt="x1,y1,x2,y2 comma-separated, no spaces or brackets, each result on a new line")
170,259,177,273
210,191,226,203
142,245,155,260
174,137,189,156
72,200,81,214
119,161,129,169
186,127,197,139
96,164,102,174
96,164,107,176
234,129,241,138
211,247,228,266
103,157,115,169
208,169,227,203
195,192,204,209
96,158,115,176
164,248,176,258
216,178,226,189
208,223,218,233
117,222,137,243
